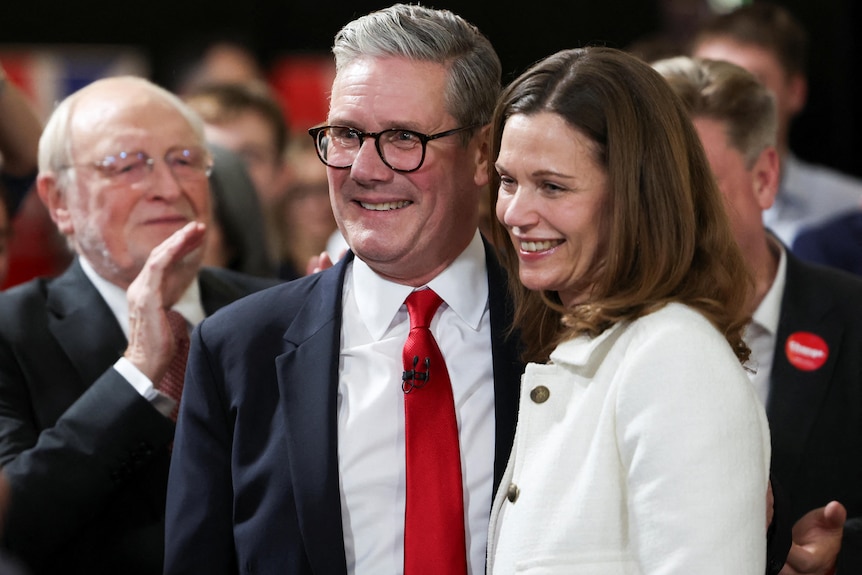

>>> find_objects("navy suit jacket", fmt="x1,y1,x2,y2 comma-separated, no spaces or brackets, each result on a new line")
165,248,523,574
791,210,862,277
0,259,277,575
768,249,862,571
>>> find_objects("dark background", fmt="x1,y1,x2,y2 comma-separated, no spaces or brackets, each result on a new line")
4,0,861,178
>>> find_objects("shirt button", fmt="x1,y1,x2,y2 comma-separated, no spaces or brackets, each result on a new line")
506,483,520,503
530,385,550,403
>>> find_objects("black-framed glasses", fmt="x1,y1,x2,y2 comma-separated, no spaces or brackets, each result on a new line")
59,145,213,187
308,124,478,173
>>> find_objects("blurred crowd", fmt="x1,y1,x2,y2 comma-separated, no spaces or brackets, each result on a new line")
2,6,860,292
0,38,340,290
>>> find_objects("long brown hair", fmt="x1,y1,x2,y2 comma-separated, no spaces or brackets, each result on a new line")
489,47,752,364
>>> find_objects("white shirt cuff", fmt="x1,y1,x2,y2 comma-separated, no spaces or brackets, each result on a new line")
113,357,177,418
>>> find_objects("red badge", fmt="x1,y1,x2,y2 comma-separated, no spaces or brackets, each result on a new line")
785,332,829,371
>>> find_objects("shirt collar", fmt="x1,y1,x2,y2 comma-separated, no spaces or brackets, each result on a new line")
750,236,787,337
78,255,205,338
352,230,489,340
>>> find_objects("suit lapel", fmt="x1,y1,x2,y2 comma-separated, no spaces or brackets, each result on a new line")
768,252,844,483
276,256,350,575
46,260,127,389
45,263,262,389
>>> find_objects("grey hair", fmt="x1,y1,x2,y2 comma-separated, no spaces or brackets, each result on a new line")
332,3,501,132
653,56,777,168
38,75,207,188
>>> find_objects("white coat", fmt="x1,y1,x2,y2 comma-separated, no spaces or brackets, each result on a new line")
487,303,771,575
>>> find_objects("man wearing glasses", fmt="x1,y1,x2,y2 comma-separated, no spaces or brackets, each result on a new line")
0,75,275,574
165,4,522,574
166,5,803,574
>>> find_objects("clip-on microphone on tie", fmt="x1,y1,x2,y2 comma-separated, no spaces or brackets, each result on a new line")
402,355,430,393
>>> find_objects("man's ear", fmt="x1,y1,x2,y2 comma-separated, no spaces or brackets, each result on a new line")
37,173,74,236
751,146,781,211
786,73,807,117
472,124,491,188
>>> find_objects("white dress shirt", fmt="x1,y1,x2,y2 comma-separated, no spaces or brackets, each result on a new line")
337,231,495,575
744,239,787,407
78,256,204,416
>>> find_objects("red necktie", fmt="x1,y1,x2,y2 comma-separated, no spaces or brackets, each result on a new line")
158,310,189,422
402,289,468,575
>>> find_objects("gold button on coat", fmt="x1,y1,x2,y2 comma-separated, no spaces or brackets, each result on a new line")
530,385,550,403
506,483,520,503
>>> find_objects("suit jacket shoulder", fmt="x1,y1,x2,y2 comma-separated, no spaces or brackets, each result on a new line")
197,265,282,316
791,210,862,277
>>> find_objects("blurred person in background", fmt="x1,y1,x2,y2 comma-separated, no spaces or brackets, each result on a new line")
791,207,862,278
203,144,276,278
0,62,71,290
277,137,337,278
185,81,292,271
0,63,41,216
691,2,862,246
657,55,860,575
167,38,265,98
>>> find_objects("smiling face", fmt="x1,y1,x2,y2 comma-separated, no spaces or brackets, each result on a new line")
495,112,609,307
326,56,487,286
49,80,211,288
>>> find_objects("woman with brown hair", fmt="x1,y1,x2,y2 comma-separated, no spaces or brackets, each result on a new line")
486,46,770,574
